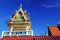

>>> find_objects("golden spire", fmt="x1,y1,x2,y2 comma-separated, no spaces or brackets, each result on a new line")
20,3,22,9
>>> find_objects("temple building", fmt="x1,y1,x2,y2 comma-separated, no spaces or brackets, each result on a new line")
1,4,33,38
0,4,60,40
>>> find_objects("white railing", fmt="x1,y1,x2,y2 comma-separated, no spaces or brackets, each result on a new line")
1,30,33,38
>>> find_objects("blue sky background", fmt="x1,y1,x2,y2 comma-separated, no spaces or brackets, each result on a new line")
0,0,60,37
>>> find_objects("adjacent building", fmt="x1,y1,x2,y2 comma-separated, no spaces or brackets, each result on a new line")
48,24,60,36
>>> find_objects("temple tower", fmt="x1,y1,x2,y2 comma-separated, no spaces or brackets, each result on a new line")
1,4,33,38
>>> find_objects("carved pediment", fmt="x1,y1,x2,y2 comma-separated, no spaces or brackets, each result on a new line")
10,5,29,22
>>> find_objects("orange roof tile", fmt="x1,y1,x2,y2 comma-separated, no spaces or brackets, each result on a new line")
49,26,60,36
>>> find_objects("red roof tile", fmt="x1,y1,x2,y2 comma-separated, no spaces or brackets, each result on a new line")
49,26,60,36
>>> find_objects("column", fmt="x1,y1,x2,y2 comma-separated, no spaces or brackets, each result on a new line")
9,27,13,35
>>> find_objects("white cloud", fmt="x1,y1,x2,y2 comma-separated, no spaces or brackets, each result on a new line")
43,4,58,8
42,0,60,8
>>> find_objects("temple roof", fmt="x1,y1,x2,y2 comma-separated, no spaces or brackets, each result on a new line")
48,26,60,36
10,4,29,22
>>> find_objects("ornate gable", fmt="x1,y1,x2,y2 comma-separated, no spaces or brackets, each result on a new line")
10,4,29,22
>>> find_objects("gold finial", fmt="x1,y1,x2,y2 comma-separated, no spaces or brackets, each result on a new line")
20,3,22,8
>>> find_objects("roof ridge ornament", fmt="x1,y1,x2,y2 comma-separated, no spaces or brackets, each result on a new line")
20,3,22,9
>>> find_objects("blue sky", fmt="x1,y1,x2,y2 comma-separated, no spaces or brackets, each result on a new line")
0,0,60,37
